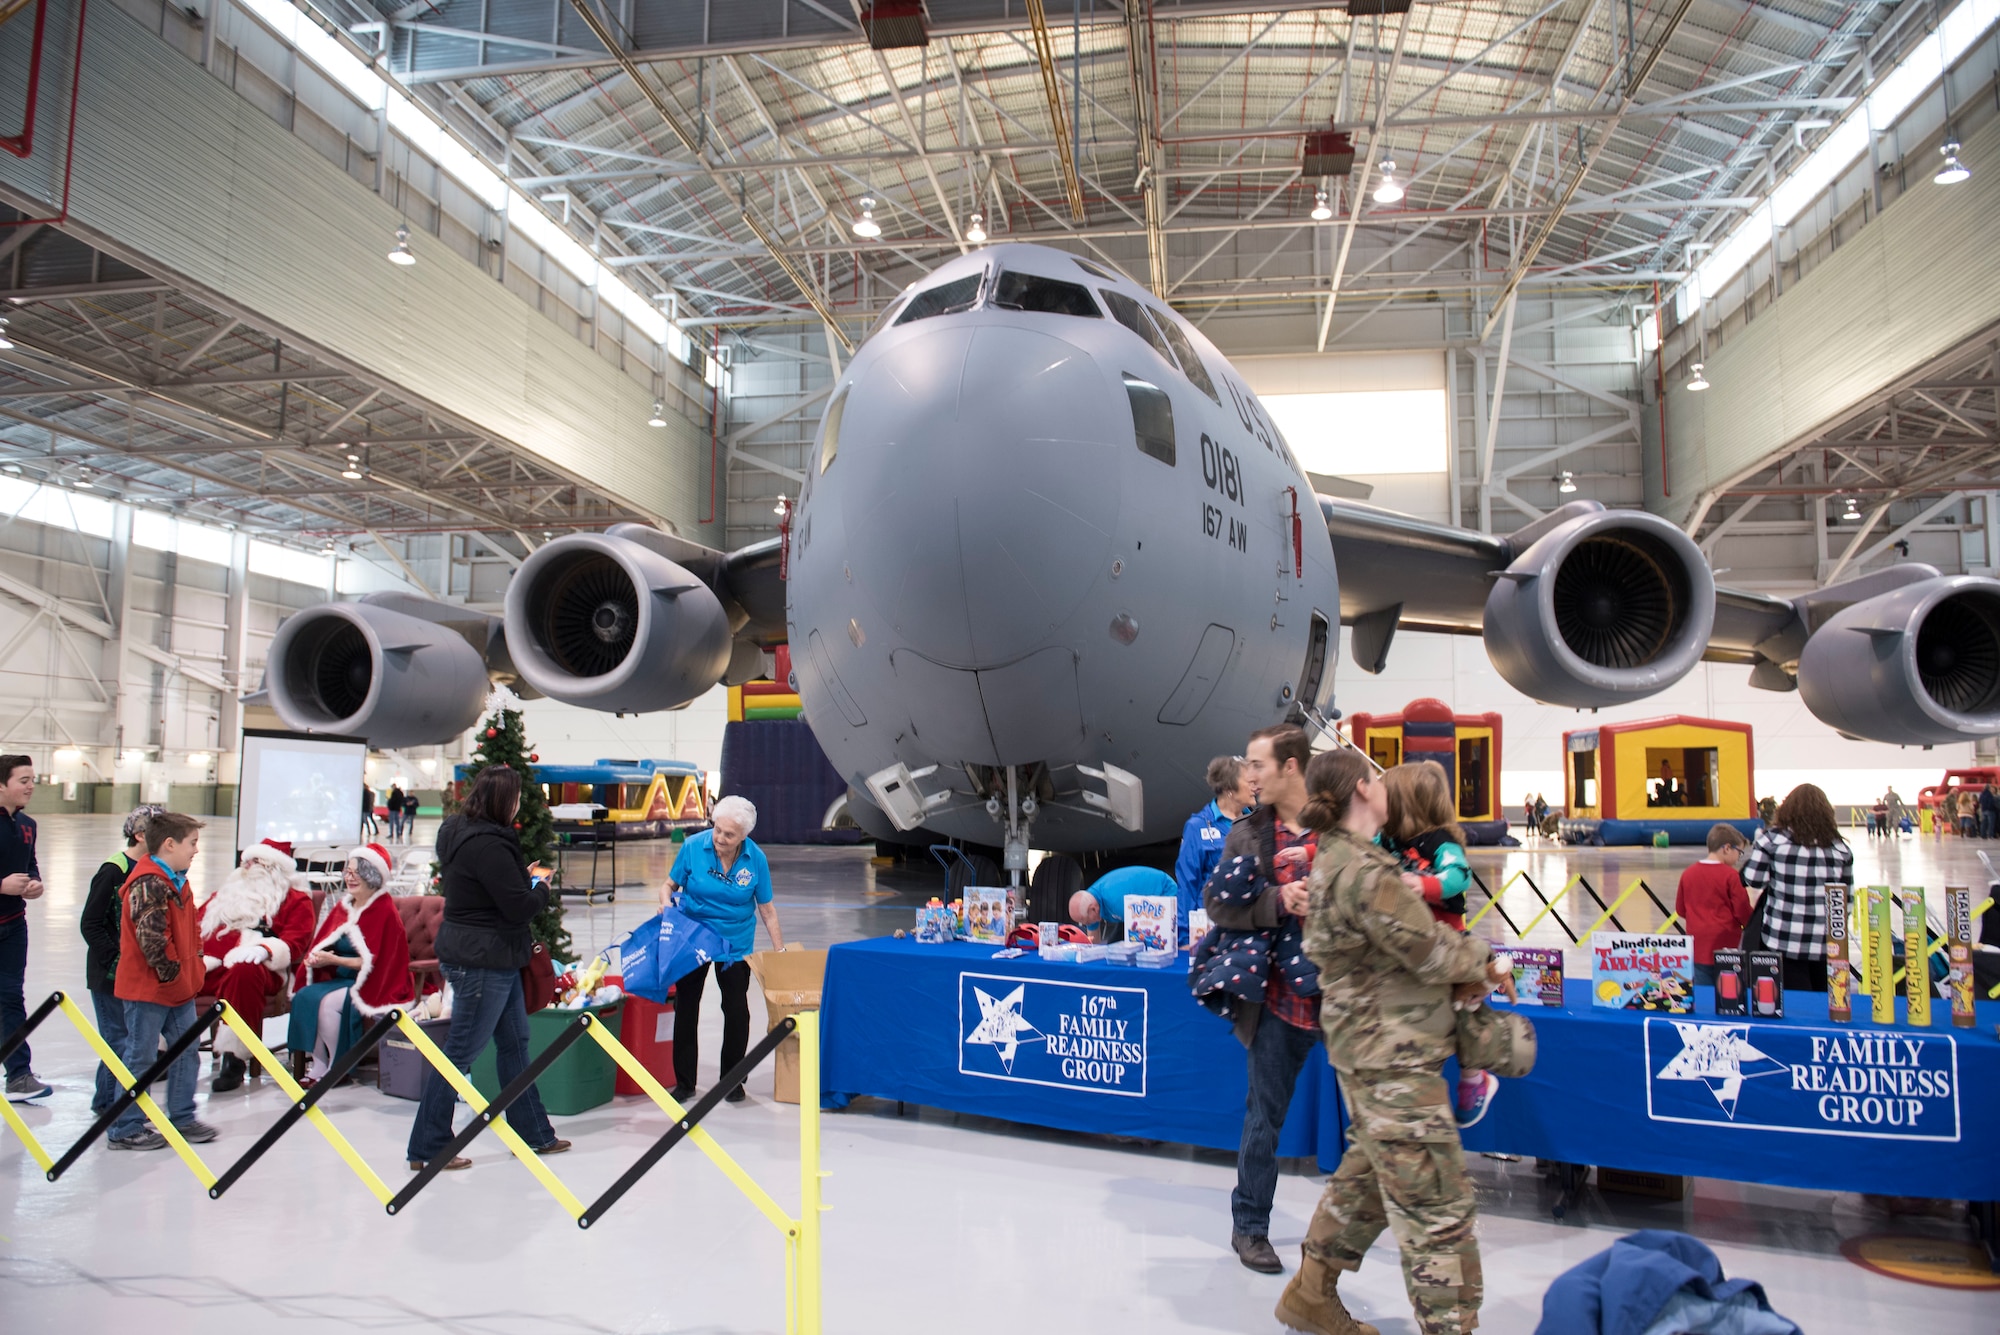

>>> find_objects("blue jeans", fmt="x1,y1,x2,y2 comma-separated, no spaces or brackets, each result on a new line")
0,915,27,1079
1693,962,1719,988
1231,1013,1322,1236
90,989,131,1114
110,999,199,1139
406,963,556,1161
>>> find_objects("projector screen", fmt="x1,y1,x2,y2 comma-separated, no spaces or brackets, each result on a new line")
236,730,366,854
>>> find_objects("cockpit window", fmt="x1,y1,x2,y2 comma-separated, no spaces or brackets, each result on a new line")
896,271,985,325
819,386,848,475
1101,289,1174,364
861,295,908,346
1145,305,1221,404
992,271,1101,318
1123,374,1176,466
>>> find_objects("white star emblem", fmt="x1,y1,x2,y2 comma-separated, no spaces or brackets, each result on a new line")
1655,1021,1788,1119
963,984,1044,1073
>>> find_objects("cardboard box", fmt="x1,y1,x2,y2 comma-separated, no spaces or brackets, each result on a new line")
1596,1166,1687,1201
748,948,828,1104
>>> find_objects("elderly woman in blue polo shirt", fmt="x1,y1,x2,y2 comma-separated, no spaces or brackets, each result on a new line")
661,795,788,1103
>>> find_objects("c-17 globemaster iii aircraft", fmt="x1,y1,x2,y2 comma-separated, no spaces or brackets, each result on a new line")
256,242,2000,894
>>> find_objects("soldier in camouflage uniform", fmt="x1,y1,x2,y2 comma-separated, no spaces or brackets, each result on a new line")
1277,749,1510,1335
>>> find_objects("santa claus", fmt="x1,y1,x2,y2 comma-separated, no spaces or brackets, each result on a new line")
286,844,415,1087
197,838,319,1092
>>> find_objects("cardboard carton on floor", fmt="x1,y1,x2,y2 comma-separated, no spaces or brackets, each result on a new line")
748,948,827,1104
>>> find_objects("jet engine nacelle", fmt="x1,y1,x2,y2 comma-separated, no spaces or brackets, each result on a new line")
504,530,733,712
1482,510,1715,707
1796,575,2000,744
264,601,490,745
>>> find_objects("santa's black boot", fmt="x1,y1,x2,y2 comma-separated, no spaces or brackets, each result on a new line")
212,1054,247,1093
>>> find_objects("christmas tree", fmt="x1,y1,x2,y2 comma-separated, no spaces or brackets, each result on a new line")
458,703,574,964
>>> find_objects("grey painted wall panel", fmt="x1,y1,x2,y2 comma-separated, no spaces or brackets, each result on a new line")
0,1,716,540
1657,113,2000,526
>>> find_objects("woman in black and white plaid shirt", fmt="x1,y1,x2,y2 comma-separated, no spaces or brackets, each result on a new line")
1737,783,1854,992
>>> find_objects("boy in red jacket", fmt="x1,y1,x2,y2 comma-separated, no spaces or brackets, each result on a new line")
1675,824,1751,988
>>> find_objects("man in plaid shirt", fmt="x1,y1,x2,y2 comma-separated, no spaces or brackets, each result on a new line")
1203,725,1320,1277
1737,784,1854,992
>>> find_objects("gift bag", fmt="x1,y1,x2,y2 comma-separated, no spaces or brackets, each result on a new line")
617,906,729,1003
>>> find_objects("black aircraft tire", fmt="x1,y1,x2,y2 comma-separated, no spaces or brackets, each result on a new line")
1027,853,1084,926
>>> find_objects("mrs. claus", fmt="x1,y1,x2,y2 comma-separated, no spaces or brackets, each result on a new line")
287,844,415,1088
197,838,317,1092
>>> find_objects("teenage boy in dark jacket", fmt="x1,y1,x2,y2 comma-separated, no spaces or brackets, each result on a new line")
0,754,49,1103
1203,726,1322,1277
80,807,161,1114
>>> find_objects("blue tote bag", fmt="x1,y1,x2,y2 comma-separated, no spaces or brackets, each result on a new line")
617,906,728,1002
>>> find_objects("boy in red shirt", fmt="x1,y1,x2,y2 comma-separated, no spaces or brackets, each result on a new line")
1675,824,1751,988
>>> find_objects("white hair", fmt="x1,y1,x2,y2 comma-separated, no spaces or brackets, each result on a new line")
710,795,757,835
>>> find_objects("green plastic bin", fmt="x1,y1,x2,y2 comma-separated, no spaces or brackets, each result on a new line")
469,998,624,1116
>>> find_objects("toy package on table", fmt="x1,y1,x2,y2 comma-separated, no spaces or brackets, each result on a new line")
1947,885,1978,1028
1103,941,1141,967
962,887,1009,944
1505,947,1565,1007
1590,932,1694,1013
1135,948,1178,969
914,899,958,944
1124,895,1176,953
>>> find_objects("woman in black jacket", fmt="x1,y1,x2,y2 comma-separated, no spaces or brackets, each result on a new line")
404,767,570,1171
79,805,161,1114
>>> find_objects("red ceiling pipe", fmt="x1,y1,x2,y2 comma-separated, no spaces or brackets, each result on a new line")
700,325,719,527
1653,281,1669,498
2,0,87,227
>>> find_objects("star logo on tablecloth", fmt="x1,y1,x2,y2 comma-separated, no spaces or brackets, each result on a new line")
964,984,1044,1073
1654,1021,1788,1119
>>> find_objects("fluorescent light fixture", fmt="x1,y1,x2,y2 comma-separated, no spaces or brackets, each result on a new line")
853,197,882,239
388,223,416,266
1372,162,1404,205
965,212,987,243
1558,471,1578,493
1936,138,1971,184
1311,189,1333,221
0,316,12,350
1686,362,1710,391
647,401,668,427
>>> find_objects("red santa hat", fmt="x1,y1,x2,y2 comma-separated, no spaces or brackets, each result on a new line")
240,839,297,874
348,843,393,887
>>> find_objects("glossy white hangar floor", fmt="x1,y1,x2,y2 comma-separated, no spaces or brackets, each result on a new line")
1,817,1993,1333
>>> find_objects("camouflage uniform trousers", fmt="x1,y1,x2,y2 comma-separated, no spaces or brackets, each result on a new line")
1303,1066,1482,1335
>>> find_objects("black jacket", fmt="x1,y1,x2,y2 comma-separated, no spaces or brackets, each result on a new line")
80,852,134,993
433,815,548,970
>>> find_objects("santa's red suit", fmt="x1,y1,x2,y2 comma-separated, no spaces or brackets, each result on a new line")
197,840,318,1059
295,885,415,1016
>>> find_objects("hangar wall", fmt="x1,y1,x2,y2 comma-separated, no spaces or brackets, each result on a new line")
0,0,721,541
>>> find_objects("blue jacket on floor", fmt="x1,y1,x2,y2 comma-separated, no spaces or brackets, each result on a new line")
1535,1230,1801,1335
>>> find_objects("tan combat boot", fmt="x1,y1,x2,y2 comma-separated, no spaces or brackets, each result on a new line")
1274,1251,1380,1335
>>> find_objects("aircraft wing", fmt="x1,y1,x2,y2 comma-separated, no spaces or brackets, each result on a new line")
1318,494,2000,744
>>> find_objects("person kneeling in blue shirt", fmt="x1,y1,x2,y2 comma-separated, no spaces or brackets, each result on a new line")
1174,756,1253,944
661,795,789,1104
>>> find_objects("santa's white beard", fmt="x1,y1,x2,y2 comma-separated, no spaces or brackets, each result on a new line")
202,861,291,936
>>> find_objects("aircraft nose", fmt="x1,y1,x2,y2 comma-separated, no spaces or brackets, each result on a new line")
840,323,1127,665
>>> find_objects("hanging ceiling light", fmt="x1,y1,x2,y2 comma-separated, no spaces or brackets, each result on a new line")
647,401,668,428
1372,161,1404,205
387,223,416,266
1558,470,1578,494
774,495,791,516
340,464,364,479
1686,362,1710,391
965,211,987,244
0,315,12,350
74,468,93,489
852,196,882,239
1310,189,1333,221
1841,495,1862,522
1935,138,1970,185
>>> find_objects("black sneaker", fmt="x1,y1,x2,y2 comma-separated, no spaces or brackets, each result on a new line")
108,1128,168,1152
669,1084,696,1103
723,1084,747,1104
211,1054,247,1093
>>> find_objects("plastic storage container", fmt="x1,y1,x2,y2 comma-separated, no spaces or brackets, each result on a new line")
377,1016,452,1100
614,992,677,1096
470,998,624,1116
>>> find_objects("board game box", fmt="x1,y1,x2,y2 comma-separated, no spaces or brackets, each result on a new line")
1590,932,1694,1013
1123,894,1176,953
1505,947,1565,1007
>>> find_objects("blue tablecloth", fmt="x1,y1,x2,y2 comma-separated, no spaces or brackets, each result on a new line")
823,937,2000,1199
1460,981,2000,1200
821,938,1346,1168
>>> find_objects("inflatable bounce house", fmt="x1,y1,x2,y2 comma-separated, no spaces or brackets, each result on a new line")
1345,698,1510,845
1559,715,1762,846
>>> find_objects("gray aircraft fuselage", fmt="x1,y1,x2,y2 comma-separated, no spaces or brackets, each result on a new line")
786,243,1342,851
